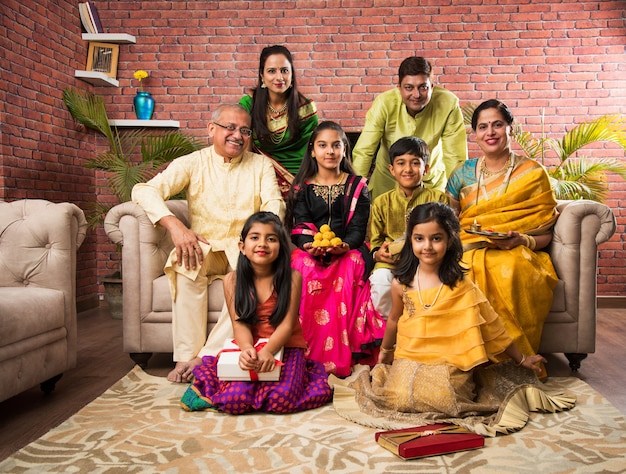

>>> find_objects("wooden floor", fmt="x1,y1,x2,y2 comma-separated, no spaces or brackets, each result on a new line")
0,305,625,462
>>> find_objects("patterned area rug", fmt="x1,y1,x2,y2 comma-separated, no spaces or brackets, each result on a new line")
1,366,625,473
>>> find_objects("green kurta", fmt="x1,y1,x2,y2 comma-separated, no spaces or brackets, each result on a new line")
352,86,467,199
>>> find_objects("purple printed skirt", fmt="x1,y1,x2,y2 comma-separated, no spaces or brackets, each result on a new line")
180,347,332,414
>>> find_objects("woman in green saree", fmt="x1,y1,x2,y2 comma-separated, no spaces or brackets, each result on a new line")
239,45,318,197
446,99,558,366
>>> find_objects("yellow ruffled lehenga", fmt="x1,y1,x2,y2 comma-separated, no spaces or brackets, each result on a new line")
330,279,575,437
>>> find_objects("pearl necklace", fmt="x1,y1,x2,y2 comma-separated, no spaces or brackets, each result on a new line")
267,102,288,117
415,267,445,310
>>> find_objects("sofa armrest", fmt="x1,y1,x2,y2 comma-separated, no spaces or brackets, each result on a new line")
547,199,616,352
551,200,616,277
104,200,189,352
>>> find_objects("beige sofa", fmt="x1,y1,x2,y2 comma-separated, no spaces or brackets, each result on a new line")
105,199,616,371
0,200,87,403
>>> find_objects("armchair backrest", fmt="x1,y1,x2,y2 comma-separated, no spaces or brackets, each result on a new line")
0,200,87,291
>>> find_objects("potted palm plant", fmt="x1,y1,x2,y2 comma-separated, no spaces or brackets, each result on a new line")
514,114,626,201
63,87,203,317
462,104,626,202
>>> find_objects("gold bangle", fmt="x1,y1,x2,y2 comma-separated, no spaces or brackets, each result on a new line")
521,234,536,251
517,354,527,366
380,346,395,354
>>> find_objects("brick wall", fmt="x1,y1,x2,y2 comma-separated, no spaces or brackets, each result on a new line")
1,0,625,298
0,0,100,307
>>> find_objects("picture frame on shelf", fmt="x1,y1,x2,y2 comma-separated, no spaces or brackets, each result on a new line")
86,42,119,78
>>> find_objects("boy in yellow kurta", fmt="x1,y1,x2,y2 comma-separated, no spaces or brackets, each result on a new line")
369,137,449,318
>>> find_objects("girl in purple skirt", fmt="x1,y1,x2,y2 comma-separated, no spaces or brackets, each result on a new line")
180,212,332,414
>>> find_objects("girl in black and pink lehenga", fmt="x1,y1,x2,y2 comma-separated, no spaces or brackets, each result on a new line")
286,121,385,378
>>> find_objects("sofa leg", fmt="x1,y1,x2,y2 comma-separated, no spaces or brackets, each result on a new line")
130,352,153,369
565,353,588,372
40,374,63,395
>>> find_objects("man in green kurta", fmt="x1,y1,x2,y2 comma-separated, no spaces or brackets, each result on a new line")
352,57,468,199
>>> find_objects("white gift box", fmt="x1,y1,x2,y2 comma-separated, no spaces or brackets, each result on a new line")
217,338,283,381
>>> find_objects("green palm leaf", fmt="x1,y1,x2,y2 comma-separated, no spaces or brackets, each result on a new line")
513,130,546,161
548,158,626,201
63,88,203,227
63,88,116,148
550,115,626,163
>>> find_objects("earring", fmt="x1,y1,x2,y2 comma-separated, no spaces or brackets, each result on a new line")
261,82,267,89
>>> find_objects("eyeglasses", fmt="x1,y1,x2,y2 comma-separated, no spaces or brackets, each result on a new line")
213,122,253,137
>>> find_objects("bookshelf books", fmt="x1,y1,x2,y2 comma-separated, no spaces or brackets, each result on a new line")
78,2,104,34
78,3,94,33
85,2,104,34
75,3,135,87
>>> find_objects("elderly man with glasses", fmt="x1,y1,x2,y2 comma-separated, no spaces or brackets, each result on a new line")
132,103,284,383
352,56,468,199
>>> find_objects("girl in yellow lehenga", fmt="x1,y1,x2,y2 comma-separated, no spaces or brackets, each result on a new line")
329,203,574,436
377,203,544,411
446,99,558,362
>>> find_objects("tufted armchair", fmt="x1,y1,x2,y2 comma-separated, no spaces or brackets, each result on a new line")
0,200,87,403
105,199,616,371
104,200,224,368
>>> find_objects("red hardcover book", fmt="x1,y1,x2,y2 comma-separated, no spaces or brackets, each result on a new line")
375,423,485,460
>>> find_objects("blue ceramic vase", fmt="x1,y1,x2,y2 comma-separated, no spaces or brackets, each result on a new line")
133,91,154,120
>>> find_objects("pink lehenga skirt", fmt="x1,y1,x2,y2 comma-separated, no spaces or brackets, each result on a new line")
291,248,386,377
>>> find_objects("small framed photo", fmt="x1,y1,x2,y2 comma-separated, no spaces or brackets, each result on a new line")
86,42,119,78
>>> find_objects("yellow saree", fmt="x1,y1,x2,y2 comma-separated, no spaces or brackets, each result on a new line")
456,155,558,358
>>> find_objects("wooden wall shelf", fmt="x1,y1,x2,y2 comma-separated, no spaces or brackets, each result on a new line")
81,33,136,44
108,120,180,128
75,33,136,87
74,70,119,87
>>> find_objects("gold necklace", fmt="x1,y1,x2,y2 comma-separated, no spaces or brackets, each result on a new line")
476,153,516,205
480,156,509,176
269,126,287,144
315,172,344,186
415,266,445,310
267,105,288,144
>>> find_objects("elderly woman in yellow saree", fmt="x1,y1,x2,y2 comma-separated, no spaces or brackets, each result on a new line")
446,99,558,364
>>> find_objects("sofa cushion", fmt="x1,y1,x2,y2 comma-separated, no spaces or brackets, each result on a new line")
0,287,65,347
151,275,225,315
152,275,172,313
549,280,565,313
